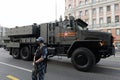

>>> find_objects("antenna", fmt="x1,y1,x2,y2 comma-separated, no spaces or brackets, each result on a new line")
55,0,57,21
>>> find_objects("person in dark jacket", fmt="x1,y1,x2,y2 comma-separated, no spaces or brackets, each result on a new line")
32,37,47,80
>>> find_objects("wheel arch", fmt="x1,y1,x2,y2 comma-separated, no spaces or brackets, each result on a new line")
67,40,101,58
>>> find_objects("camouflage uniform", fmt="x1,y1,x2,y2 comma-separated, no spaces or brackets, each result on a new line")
32,44,47,80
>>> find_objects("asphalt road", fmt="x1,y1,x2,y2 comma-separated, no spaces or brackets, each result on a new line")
0,48,120,80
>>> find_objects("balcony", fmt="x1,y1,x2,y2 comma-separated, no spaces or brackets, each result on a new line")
76,0,119,10
65,7,76,14
99,13,104,17
88,22,120,30
115,10,120,15
83,15,89,19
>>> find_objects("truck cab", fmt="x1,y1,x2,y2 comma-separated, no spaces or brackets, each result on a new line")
46,16,115,71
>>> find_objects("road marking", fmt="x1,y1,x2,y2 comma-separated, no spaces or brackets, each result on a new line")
0,62,32,72
98,65,120,71
6,75,19,80
0,61,120,72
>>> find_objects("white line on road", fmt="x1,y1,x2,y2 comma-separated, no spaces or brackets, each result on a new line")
0,61,120,72
0,62,32,72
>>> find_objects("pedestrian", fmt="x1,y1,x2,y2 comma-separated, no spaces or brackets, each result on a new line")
32,37,48,80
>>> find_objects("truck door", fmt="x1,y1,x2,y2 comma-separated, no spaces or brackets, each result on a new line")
58,21,77,44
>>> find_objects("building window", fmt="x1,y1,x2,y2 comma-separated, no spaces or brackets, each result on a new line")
93,19,96,25
99,18,103,24
99,0,103,1
107,29,111,33
107,5,111,12
92,8,96,14
79,11,82,17
79,1,82,6
85,10,88,15
115,15,119,23
115,4,119,11
116,28,120,36
85,0,88,4
99,7,103,13
92,0,96,3
68,13,71,17
85,19,89,24
68,4,72,9
116,42,120,49
107,17,111,23
65,7,67,10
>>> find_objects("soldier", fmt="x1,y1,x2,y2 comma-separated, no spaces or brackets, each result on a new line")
32,37,48,80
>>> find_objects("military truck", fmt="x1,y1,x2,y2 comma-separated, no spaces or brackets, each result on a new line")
2,36,10,50
4,16,115,71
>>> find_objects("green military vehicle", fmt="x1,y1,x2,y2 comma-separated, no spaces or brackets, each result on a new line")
4,16,115,71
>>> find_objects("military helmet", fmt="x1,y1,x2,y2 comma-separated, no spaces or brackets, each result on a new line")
36,37,44,43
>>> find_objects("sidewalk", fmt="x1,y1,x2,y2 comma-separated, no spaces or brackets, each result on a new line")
115,51,120,57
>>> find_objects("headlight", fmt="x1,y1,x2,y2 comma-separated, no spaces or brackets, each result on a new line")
100,41,107,46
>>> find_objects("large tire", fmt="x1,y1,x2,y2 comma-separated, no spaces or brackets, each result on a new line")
12,48,20,59
71,48,95,71
20,46,32,61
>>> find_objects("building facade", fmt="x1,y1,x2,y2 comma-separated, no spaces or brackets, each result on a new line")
0,26,8,46
65,0,120,48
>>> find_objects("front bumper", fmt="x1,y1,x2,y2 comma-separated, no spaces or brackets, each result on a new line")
100,45,115,58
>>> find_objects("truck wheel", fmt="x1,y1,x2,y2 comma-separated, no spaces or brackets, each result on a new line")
95,57,101,64
12,48,20,59
20,46,31,61
71,48,95,71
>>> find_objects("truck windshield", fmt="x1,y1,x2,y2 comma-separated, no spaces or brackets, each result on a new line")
77,24,88,30
77,25,83,30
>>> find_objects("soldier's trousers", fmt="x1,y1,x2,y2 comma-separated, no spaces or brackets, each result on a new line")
32,73,44,80
32,65,45,80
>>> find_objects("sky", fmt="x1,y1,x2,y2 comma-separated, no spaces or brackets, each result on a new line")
0,0,65,28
